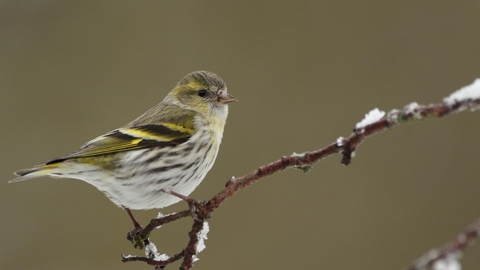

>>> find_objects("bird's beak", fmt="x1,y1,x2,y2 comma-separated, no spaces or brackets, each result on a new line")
218,91,237,105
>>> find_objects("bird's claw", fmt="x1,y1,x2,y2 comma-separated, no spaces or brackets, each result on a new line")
127,225,147,250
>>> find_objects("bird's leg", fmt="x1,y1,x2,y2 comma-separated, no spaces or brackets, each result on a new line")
123,206,142,229
123,206,147,249
160,189,208,222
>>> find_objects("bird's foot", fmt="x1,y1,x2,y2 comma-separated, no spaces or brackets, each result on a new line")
160,189,210,222
126,225,150,250
123,206,149,249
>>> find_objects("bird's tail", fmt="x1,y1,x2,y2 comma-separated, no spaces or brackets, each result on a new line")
9,164,60,183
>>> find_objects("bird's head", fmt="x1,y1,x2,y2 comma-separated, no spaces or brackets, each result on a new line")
169,71,237,116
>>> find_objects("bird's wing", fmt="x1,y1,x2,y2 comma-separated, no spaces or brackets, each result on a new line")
45,123,195,164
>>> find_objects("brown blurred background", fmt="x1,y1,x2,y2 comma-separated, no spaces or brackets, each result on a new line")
1,1,480,269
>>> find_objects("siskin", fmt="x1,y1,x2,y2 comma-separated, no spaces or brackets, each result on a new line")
10,71,236,227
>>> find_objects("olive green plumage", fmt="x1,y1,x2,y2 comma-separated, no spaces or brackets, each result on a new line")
10,71,236,221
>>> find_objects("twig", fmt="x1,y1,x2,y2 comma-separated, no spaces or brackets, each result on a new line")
404,218,480,270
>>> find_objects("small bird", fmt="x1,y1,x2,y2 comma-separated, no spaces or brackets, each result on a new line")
10,71,236,228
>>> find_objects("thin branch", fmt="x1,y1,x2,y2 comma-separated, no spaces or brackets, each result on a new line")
124,96,480,269
122,251,185,267
180,220,206,269
405,217,480,270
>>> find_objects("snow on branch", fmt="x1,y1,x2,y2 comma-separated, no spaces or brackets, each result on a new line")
443,78,480,105
355,108,386,129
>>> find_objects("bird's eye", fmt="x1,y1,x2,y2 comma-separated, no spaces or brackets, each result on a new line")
198,90,207,97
